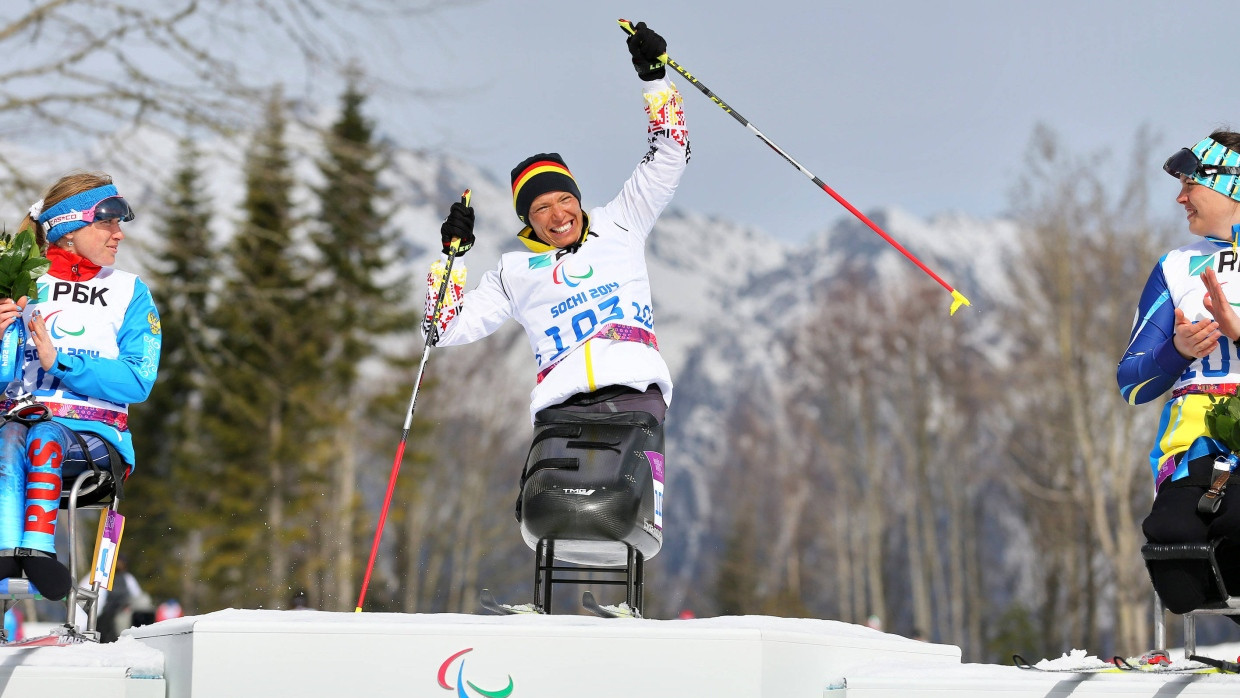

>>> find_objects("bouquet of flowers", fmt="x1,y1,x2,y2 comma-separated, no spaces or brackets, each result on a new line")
0,228,49,383
1206,393,1240,454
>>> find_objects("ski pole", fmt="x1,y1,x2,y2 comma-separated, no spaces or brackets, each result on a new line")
355,189,470,612
618,19,972,316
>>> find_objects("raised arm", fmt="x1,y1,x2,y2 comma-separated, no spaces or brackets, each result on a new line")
601,22,690,237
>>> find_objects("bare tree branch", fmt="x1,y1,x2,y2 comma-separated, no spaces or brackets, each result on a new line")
0,1,451,188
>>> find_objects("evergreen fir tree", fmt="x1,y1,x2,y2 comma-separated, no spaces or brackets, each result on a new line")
125,137,217,613
312,77,411,346
202,91,331,610
309,75,419,610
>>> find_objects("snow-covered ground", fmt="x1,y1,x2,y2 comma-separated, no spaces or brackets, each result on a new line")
0,610,1238,697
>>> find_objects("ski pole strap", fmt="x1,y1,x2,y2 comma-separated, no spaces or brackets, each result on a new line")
535,323,658,384
1172,383,1240,399
1199,470,1230,514
1,396,49,426
1189,654,1240,673
68,428,126,503
1199,454,1238,515
427,243,461,347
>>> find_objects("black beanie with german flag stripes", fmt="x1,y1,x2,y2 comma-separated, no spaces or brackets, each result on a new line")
511,153,581,225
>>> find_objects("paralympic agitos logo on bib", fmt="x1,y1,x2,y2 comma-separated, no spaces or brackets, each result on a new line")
552,258,593,287
437,648,515,698
43,310,86,339
527,254,594,288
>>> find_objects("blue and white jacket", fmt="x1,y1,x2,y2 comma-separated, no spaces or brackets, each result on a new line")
7,246,161,469
1118,236,1240,487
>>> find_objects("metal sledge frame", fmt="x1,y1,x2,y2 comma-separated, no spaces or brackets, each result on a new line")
533,538,645,616
0,468,121,642
1143,540,1240,657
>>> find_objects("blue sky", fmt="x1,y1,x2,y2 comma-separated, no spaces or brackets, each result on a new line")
292,0,1240,243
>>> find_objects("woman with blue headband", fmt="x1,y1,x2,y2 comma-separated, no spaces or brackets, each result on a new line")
1118,130,1240,615
0,172,160,600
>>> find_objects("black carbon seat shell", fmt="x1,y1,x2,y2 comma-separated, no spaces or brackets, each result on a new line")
519,408,664,566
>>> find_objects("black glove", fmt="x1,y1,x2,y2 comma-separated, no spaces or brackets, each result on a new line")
626,21,667,81
440,197,474,257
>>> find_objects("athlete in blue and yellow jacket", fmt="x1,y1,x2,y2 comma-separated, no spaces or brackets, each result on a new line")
1120,131,1240,613
1119,234,1240,488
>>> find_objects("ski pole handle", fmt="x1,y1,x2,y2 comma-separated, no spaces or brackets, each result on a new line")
428,189,470,346
618,19,669,65
444,188,472,252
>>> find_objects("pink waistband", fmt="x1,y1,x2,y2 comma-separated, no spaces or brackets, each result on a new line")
536,324,659,384
1171,383,1240,399
0,399,128,431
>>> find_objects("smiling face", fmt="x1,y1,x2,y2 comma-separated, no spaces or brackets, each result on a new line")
64,218,124,267
1178,176,1240,239
528,190,583,248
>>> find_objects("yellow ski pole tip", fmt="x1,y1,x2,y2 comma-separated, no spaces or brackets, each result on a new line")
948,289,972,316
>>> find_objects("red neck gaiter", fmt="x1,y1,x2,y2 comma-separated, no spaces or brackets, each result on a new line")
46,245,102,282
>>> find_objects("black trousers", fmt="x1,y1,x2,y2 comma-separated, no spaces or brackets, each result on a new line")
549,384,666,424
1143,453,1240,614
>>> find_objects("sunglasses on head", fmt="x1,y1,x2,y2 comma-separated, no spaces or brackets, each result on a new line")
44,196,135,229
1164,148,1240,180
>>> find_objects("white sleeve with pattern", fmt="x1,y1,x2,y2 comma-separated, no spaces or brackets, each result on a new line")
599,77,690,241
423,257,515,346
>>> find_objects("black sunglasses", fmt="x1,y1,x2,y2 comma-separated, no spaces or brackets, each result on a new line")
1164,148,1240,179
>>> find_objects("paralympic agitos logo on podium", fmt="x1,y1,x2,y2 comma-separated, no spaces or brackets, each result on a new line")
437,648,515,698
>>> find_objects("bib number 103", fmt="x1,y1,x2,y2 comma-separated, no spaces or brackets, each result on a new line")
543,296,653,363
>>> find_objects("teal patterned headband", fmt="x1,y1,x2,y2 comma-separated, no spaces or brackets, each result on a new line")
1190,137,1240,202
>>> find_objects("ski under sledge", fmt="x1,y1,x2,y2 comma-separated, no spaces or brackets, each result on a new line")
478,588,543,616
1013,652,1239,675
581,591,640,619
478,588,642,618
1,625,91,648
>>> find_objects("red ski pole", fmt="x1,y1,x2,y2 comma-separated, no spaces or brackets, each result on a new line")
619,19,972,315
355,189,470,612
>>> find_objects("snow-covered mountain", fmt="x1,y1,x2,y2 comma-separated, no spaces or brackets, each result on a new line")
645,203,1022,604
